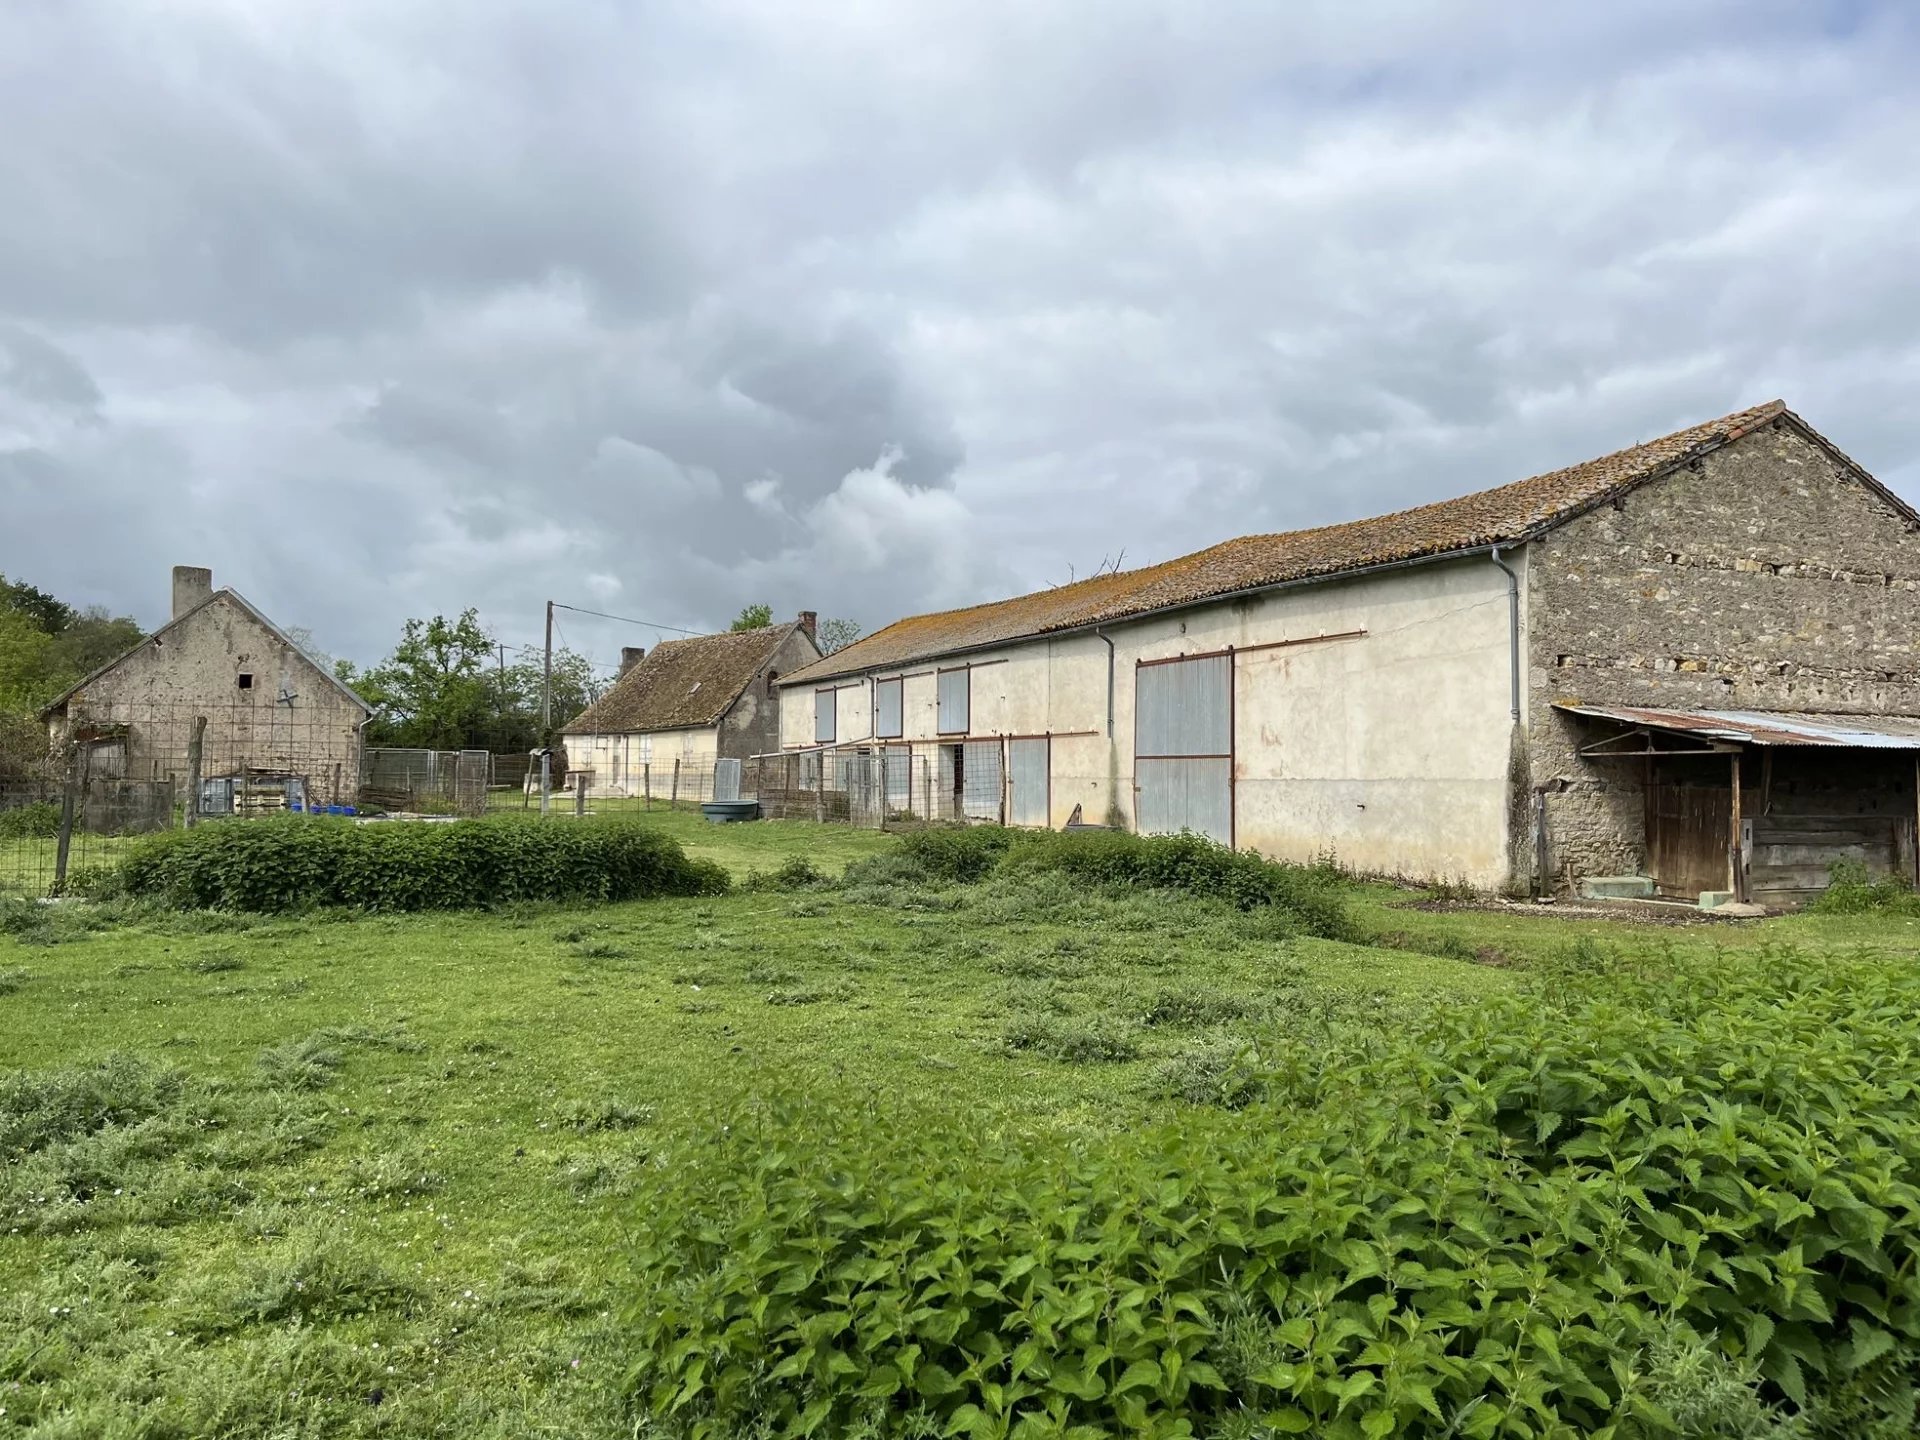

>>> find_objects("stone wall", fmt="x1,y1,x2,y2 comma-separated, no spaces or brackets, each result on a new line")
1524,415,1920,888
50,594,366,806
719,627,821,762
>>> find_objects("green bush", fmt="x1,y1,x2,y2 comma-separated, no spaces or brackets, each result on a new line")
0,801,59,838
110,815,730,913
624,948,1920,1438
1808,859,1920,916
849,827,1353,941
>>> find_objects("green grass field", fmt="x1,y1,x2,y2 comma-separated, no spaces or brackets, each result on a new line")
4,815,1918,1436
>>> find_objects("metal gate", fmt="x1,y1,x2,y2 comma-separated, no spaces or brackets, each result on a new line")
1008,737,1050,826
1135,654,1232,844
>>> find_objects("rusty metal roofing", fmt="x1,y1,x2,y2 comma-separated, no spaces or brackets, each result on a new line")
1556,703,1920,749
562,622,804,735
784,400,1808,685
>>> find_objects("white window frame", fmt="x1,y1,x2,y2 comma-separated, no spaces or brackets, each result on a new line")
815,687,837,744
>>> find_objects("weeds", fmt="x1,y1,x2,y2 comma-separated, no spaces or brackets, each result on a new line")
1003,1013,1142,1063
254,1033,345,1091
1811,859,1920,916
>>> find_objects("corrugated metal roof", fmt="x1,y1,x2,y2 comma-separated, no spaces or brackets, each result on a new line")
782,400,1843,685
1556,703,1920,749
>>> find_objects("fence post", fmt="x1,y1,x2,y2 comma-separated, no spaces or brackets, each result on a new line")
814,753,825,824
670,759,681,810
644,762,651,810
53,743,87,895
184,715,207,829
574,776,587,819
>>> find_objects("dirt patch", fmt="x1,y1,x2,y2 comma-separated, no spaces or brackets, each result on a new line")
1403,897,1753,927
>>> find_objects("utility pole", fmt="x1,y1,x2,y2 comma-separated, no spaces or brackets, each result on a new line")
540,600,553,817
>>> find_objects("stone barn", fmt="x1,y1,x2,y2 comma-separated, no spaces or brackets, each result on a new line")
777,401,1920,908
41,566,370,816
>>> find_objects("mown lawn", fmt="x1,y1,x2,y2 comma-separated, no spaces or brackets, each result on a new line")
2,817,1917,1437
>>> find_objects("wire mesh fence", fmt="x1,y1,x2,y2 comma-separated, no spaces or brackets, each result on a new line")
522,740,1032,828
0,700,514,898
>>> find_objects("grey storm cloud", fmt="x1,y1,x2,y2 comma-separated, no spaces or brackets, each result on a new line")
2,0,1918,674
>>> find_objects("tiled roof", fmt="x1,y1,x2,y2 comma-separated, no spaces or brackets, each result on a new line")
784,400,1805,685
562,622,800,734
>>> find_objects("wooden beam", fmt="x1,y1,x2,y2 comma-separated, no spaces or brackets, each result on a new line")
1729,751,1745,902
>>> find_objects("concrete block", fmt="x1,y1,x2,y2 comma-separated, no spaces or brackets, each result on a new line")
1580,875,1655,900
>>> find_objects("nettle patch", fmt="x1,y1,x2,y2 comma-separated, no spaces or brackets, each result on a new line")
624,948,1920,1439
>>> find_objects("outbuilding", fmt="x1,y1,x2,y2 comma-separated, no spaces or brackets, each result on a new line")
775,402,1920,905
562,614,821,799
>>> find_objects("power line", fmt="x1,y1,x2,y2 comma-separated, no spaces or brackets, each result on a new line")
550,602,704,635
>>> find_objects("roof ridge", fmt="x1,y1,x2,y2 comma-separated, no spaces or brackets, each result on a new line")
780,399,1801,686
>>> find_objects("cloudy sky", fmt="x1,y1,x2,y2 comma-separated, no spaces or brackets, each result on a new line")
2,0,1916,673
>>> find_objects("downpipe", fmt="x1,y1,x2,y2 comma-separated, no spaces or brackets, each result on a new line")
1489,544,1520,724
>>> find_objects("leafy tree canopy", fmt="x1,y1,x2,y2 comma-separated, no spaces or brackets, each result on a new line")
730,603,774,631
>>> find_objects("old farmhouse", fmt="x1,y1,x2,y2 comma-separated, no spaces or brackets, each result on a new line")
563,614,821,797
42,566,371,818
777,402,1920,906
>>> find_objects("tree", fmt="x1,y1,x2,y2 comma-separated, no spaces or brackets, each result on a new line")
0,576,73,634
817,618,862,654
0,609,58,711
0,576,143,712
47,608,143,678
731,603,774,631
355,610,495,749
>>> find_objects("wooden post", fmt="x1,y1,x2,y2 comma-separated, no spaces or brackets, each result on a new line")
53,743,88,894
574,776,587,819
184,715,207,828
814,752,825,824
1532,788,1549,899
644,762,651,810
670,758,681,810
1729,751,1745,901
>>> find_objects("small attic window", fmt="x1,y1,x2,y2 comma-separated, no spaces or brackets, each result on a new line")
766,669,779,696
237,673,254,691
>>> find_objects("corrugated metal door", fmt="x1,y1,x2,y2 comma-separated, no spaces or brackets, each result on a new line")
1008,737,1050,826
1135,655,1232,844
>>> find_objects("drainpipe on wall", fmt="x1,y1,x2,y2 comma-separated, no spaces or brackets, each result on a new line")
1489,544,1536,895
1095,629,1115,737
1488,545,1521,724
1095,627,1123,828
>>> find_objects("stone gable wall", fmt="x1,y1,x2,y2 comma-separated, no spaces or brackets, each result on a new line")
1525,417,1920,885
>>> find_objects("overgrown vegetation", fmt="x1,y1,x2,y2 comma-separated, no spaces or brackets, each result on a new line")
627,944,1920,1438
101,814,731,911
846,825,1355,939
5,810,1920,1437
1808,859,1920,917
0,801,59,839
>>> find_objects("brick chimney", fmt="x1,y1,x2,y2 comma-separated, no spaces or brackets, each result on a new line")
172,565,213,620
619,646,646,676
797,611,817,643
